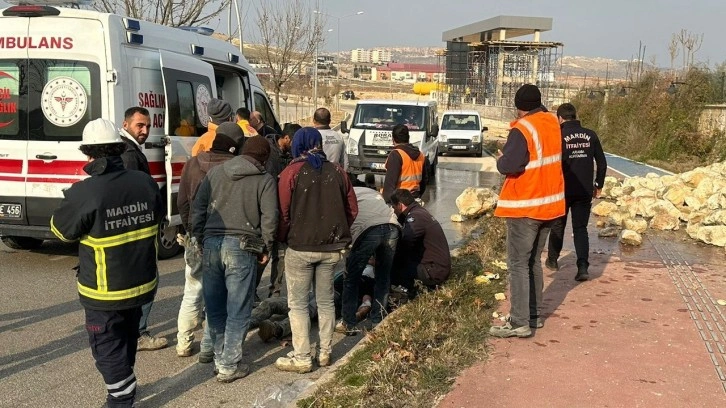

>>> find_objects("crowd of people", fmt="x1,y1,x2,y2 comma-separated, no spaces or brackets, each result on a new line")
50,101,451,407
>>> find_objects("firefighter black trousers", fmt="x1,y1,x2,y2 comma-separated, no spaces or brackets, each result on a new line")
85,307,142,408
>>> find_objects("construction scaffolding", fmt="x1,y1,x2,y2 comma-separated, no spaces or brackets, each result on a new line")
440,16,563,110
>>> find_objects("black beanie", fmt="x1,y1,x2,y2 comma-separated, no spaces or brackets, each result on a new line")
212,122,244,154
207,98,233,124
242,135,271,165
514,84,542,111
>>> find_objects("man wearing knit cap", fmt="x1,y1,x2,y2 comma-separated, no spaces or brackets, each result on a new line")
192,98,234,156
176,122,244,360
191,135,278,383
276,127,358,373
489,84,565,339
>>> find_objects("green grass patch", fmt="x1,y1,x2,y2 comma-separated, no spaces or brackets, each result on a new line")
298,215,508,408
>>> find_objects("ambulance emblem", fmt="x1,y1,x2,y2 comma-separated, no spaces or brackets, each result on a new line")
41,77,87,127
195,84,212,127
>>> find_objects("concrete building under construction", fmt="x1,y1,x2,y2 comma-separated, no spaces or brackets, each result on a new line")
440,16,563,108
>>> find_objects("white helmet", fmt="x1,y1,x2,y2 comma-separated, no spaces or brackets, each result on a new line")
81,118,122,145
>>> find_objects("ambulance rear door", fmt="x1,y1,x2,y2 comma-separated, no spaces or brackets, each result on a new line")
24,17,104,227
159,49,216,224
0,17,29,229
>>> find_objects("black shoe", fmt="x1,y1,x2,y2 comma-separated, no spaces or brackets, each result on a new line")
575,267,589,281
545,258,559,271
529,316,544,329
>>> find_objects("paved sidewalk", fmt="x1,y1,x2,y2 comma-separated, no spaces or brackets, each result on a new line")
440,215,726,407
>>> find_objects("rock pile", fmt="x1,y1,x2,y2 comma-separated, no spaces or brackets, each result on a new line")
451,187,499,222
594,161,726,247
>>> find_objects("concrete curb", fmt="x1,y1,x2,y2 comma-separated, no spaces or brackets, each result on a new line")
291,333,372,407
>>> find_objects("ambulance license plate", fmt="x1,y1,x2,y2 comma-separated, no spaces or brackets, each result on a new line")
452,145,467,150
0,203,21,219
371,163,386,170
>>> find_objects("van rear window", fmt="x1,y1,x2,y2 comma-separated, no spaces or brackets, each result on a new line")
0,62,21,139
31,60,101,141
0,59,101,141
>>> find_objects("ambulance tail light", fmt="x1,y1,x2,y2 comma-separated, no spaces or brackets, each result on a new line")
3,6,61,17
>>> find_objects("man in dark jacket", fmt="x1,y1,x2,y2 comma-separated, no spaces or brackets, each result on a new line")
250,111,277,137
120,106,151,175
192,136,278,383
275,127,358,373
175,122,243,359
382,124,429,203
546,103,607,281
390,189,451,297
50,119,163,408
120,106,167,352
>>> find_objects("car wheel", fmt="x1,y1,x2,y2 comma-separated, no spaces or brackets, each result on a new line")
1,236,44,250
156,221,183,260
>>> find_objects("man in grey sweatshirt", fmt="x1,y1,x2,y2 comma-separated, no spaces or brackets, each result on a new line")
191,136,278,383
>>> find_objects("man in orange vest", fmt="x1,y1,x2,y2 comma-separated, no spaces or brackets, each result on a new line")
382,124,429,203
489,84,565,339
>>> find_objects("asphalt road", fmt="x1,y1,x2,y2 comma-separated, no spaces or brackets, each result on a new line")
0,153,495,408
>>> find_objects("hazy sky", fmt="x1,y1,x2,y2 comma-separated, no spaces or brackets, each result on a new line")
225,0,724,66
1,0,722,66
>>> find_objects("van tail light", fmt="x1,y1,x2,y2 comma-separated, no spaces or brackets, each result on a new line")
3,6,61,17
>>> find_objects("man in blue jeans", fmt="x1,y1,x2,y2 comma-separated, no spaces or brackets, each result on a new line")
192,136,278,383
336,186,400,335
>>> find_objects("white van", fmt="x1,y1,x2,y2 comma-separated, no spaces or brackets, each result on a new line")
0,4,279,257
341,99,439,175
438,110,487,157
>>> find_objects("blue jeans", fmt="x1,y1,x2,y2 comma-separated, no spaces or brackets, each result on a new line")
343,224,399,325
506,218,550,328
202,235,257,375
138,301,153,335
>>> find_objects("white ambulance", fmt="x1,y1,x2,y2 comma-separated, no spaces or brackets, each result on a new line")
0,3,280,258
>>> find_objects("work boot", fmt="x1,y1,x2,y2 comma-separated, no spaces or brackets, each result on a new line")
216,363,250,383
198,351,214,364
545,257,559,271
137,333,168,351
176,346,193,357
275,355,313,373
575,265,590,281
317,351,331,367
489,322,532,338
258,320,282,342
334,320,359,336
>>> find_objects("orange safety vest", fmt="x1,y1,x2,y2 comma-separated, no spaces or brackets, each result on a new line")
387,147,424,192
494,111,565,220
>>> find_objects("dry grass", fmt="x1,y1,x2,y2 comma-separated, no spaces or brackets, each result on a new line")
298,215,508,408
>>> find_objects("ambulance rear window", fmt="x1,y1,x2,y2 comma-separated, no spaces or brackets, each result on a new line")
30,60,101,142
0,62,21,139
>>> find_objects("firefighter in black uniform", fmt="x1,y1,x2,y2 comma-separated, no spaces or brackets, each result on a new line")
50,118,163,408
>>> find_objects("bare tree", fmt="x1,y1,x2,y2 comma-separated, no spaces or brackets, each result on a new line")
93,0,227,27
254,0,323,113
668,34,679,77
675,29,705,71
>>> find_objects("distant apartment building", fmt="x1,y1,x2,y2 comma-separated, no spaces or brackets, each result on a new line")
371,63,444,82
351,48,392,64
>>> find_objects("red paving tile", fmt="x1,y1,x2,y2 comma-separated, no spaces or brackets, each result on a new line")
440,222,726,408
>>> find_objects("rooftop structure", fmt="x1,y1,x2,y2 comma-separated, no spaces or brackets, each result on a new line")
440,15,563,108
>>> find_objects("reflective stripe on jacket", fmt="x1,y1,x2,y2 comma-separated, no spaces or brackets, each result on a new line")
494,112,565,220
50,156,164,311
387,148,424,192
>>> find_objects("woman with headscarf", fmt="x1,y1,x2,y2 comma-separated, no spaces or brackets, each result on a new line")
275,127,358,373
